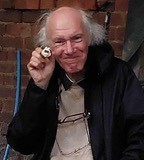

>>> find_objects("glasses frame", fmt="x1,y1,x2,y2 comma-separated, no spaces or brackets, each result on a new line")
58,112,90,124
56,114,91,155
55,87,91,155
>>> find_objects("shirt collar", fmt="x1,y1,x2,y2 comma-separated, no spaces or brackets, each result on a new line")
59,71,85,90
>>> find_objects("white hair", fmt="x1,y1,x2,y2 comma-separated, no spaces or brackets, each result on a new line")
34,9,106,47
79,10,106,45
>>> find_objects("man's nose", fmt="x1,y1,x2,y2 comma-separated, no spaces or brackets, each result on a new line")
65,40,73,54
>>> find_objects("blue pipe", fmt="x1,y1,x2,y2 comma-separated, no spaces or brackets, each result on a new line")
14,50,21,116
3,50,21,160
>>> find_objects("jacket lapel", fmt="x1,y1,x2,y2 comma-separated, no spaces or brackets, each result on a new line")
85,78,105,160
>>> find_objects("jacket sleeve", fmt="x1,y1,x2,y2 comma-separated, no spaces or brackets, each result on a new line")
6,79,49,155
121,66,144,159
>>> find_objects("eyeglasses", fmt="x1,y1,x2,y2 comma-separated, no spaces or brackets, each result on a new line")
56,113,90,155
55,89,91,155
58,112,91,124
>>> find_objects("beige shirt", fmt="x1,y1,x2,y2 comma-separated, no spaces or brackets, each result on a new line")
50,84,93,160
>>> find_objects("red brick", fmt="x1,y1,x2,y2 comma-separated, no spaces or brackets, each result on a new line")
21,75,30,87
2,48,16,61
110,12,126,27
0,99,2,112
1,111,13,123
0,45,2,52
109,41,123,57
115,0,129,11
1,0,15,9
21,63,29,75
0,38,2,51
0,10,22,23
93,12,106,25
0,86,15,98
0,0,6,9
6,23,31,38
22,11,41,23
31,23,39,36
0,0,3,8
14,0,39,9
24,37,34,49
108,26,116,41
0,74,3,85
115,27,125,42
40,0,55,9
21,49,32,63
3,74,16,86
0,23,6,35
108,26,125,42
0,62,15,73
2,36,23,48
56,0,97,9
0,46,3,52
82,0,97,9
0,49,7,61
1,99,14,113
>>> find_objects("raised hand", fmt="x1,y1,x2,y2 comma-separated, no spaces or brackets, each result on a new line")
27,47,55,90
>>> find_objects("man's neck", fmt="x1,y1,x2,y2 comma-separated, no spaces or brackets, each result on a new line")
66,71,85,83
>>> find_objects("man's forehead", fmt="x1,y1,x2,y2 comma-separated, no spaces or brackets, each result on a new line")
48,7,82,23
50,7,81,17
46,7,84,34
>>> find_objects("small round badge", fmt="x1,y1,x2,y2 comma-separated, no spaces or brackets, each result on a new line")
41,47,51,58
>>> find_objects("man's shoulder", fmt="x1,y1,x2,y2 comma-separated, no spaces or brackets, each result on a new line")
113,57,131,69
112,57,135,77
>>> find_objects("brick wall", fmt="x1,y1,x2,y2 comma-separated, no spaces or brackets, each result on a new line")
0,0,128,159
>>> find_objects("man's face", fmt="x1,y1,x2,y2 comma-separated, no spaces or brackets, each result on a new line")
47,11,89,75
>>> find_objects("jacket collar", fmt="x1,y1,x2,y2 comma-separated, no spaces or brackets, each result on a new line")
84,42,114,78
59,70,85,90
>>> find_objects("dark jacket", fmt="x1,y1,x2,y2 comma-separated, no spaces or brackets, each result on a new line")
7,43,144,160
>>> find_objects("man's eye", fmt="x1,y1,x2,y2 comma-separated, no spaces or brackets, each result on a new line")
54,40,65,46
72,36,82,42
55,41,62,44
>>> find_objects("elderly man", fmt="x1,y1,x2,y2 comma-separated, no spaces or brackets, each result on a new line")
7,7,144,160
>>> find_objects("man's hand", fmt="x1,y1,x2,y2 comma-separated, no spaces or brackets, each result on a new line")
27,47,55,90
